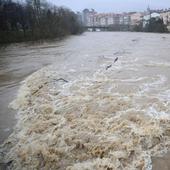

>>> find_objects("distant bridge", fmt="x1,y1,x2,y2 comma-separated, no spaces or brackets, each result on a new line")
84,25,131,31
84,26,110,31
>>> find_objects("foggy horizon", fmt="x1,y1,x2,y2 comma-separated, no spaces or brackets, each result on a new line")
48,0,170,13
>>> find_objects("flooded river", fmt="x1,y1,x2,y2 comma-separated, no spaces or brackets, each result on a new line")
0,32,170,169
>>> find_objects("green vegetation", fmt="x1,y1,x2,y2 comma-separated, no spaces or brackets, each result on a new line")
132,23,143,32
132,18,168,33
144,18,168,33
0,0,83,44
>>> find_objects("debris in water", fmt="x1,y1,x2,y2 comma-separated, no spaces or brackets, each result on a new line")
53,78,69,83
114,57,118,63
106,64,112,70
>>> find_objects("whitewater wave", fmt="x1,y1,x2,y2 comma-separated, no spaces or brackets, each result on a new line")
144,62,170,68
0,65,170,170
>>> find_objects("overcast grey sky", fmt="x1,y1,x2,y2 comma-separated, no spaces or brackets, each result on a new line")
48,0,170,12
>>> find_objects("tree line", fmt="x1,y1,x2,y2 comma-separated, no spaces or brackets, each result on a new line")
132,18,168,33
0,0,83,43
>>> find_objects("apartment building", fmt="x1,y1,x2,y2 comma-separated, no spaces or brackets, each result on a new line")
81,8,166,28
160,10,170,29
130,12,144,25
82,9,96,26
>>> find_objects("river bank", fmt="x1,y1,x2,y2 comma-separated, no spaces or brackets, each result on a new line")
0,32,170,169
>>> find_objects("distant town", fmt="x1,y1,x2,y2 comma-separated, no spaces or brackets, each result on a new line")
77,7,170,32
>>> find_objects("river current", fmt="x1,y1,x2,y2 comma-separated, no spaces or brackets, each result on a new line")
0,32,170,169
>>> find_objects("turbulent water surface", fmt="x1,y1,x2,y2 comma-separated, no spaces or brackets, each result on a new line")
0,32,170,169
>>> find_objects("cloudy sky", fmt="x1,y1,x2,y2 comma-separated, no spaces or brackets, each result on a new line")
49,0,170,12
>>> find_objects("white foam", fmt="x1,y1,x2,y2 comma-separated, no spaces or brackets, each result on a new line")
144,62,170,68
147,106,170,119
1,66,170,170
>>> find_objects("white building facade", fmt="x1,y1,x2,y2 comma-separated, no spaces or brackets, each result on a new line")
130,12,143,25
160,11,170,30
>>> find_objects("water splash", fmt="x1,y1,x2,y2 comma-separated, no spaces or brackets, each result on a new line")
1,65,170,170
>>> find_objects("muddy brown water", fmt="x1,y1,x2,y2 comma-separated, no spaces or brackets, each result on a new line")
0,32,170,169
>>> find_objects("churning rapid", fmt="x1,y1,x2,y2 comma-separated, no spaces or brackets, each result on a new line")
0,32,170,170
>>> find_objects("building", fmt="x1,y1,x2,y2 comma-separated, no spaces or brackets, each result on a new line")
123,14,131,25
117,13,131,26
82,9,89,26
82,9,135,28
130,12,144,26
107,14,114,25
76,12,83,25
99,14,107,26
160,10,170,30
82,9,120,27
82,9,96,26
81,8,170,31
